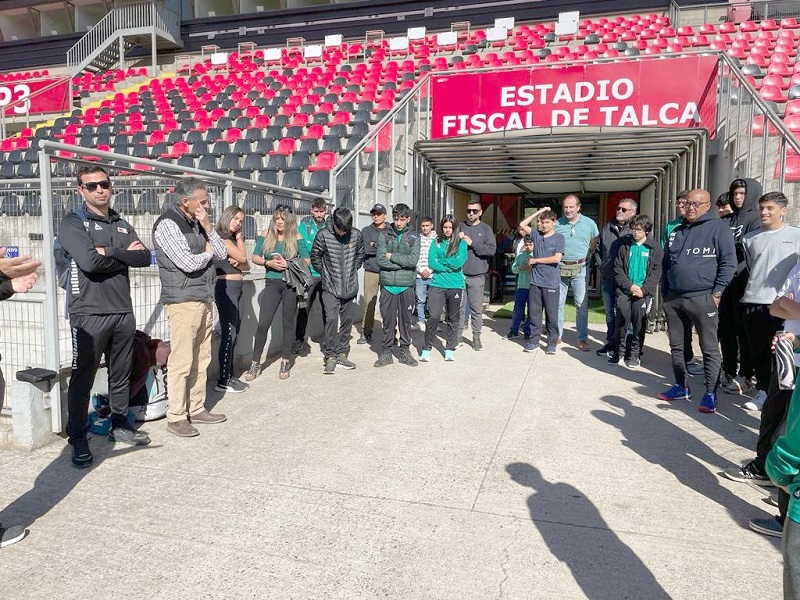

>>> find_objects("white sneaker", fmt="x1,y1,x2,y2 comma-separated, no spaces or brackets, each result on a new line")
743,390,768,411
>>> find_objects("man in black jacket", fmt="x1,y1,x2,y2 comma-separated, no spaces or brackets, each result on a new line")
311,207,365,374
720,177,763,394
58,166,152,468
659,189,736,413
459,199,497,351
597,197,637,356
610,214,662,368
358,203,387,344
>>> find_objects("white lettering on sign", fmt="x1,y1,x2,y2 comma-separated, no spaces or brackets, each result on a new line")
0,84,31,115
500,78,635,107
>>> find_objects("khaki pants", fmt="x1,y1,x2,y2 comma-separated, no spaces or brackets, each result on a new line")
165,301,213,423
361,270,380,334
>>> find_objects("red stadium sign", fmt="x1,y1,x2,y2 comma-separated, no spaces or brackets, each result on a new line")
0,78,71,117
430,56,718,139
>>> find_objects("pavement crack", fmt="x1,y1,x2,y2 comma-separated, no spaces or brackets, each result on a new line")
497,519,523,600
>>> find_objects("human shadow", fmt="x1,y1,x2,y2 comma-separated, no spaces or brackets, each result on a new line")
593,395,773,532
0,436,158,534
506,463,671,600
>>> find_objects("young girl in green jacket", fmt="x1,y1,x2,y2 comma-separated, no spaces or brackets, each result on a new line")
420,215,468,362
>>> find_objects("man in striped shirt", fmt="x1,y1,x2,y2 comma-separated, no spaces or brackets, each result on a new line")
413,217,437,330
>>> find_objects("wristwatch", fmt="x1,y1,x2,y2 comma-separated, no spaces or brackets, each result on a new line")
712,290,723,299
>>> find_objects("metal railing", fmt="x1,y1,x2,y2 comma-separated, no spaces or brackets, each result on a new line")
66,1,181,76
0,142,319,427
669,1,800,27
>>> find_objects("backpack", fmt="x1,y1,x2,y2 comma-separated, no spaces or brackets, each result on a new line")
54,206,89,290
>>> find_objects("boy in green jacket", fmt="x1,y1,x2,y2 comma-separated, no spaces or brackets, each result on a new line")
508,235,534,340
375,203,421,367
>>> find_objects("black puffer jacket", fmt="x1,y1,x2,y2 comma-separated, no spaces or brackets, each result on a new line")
310,221,365,300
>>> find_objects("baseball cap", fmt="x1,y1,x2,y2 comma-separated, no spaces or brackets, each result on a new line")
370,203,386,215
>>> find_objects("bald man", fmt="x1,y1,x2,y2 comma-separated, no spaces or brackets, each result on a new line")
658,189,736,413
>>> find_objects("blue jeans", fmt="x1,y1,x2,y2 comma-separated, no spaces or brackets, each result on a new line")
600,279,616,345
415,278,430,322
510,288,531,336
558,265,588,342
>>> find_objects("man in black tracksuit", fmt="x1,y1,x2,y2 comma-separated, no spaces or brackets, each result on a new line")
58,166,152,468
660,189,736,413
310,207,365,374
719,177,763,392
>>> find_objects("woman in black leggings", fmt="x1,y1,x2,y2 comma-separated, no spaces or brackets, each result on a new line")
245,204,307,380
214,205,250,394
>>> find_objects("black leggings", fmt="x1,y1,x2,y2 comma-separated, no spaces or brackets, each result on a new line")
215,278,243,385
252,279,297,361
424,287,461,351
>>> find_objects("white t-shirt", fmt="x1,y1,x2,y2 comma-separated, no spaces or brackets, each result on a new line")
742,225,800,304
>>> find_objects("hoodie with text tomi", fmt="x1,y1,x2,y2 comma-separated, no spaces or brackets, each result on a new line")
662,211,736,298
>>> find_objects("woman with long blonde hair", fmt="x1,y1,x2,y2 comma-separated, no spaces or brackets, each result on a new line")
214,205,250,393
246,203,307,380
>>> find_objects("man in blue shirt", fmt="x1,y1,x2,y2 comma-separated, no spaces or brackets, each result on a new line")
555,194,599,351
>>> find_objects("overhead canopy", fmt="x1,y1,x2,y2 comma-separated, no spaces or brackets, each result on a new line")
415,126,707,195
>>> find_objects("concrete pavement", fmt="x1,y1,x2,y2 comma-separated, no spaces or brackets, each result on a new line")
0,312,783,599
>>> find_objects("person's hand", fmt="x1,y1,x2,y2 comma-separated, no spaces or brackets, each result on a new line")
385,252,392,260
630,284,643,298
270,255,288,271
459,232,472,245
95,246,106,256
11,272,37,294
712,294,721,307
0,249,41,280
528,257,537,267
420,268,432,278
127,240,146,251
773,331,796,352
195,204,212,232
228,258,240,268
786,292,795,301
205,242,212,254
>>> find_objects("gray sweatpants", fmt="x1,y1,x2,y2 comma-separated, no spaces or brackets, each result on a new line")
785,516,800,599
462,275,485,336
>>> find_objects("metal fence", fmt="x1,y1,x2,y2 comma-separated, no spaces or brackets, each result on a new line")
670,1,800,27
0,143,319,429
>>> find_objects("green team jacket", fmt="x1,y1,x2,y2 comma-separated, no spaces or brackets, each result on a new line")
428,238,468,289
767,381,800,524
376,225,420,288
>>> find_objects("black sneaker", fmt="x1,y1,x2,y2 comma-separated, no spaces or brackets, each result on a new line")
374,352,393,367
336,354,356,369
608,354,620,365
215,379,250,393
397,349,418,366
0,523,26,548
523,333,531,341
544,346,557,355
323,356,336,374
291,340,304,355
749,516,783,538
507,332,518,339
473,334,483,351
70,437,93,469
109,423,151,446
596,343,612,357
723,461,775,486
357,332,371,345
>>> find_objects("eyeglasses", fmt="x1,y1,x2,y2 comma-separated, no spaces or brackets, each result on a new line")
616,207,632,212
466,209,481,214
81,180,111,192
685,201,709,209
631,226,647,232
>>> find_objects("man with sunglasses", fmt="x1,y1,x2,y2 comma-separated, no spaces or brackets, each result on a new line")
58,166,153,468
358,203,388,345
596,197,637,356
659,189,736,413
459,200,497,351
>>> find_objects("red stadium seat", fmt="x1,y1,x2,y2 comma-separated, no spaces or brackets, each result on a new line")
776,150,800,181
270,138,296,155
308,151,337,171
760,85,786,103
782,18,800,30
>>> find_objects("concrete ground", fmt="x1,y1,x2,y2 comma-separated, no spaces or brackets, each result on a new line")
0,310,784,599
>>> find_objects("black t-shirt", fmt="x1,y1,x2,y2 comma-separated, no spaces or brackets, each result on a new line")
214,230,240,276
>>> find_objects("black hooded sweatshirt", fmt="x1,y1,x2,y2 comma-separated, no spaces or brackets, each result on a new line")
724,177,762,276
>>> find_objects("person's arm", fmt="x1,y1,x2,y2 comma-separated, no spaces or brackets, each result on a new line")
59,214,125,274
641,244,663,298
310,233,325,275
376,231,398,270
530,253,562,265
427,243,445,273
450,239,468,270
517,208,548,235
390,235,420,268
468,223,497,258
153,219,214,273
0,276,14,301
207,229,227,260
354,230,365,271
713,222,738,297
102,223,151,268
771,293,800,320
613,243,634,293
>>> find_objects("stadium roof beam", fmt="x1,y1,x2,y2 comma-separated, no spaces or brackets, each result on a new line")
415,126,706,194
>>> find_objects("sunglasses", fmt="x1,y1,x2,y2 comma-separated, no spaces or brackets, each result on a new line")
275,203,294,214
466,208,481,214
81,180,111,192
616,207,632,212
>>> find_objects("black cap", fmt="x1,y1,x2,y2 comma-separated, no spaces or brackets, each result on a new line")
370,203,386,215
